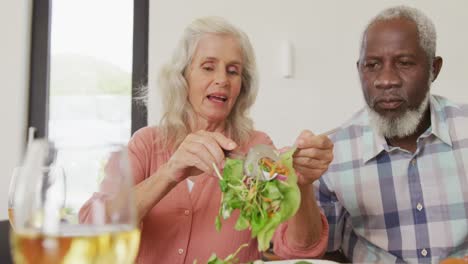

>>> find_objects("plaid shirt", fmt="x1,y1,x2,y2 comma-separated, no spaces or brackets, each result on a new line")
316,95,468,263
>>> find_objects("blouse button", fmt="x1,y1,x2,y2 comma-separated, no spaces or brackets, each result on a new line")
416,203,423,211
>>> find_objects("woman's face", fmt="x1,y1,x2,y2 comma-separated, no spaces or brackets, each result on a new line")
186,33,243,125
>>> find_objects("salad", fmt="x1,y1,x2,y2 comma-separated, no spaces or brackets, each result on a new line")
214,145,301,252
203,244,249,264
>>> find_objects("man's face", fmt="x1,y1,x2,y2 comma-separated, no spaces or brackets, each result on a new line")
358,18,432,121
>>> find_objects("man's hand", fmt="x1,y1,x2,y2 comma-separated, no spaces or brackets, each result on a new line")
292,130,334,186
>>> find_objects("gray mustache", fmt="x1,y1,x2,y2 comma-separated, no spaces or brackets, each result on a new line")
371,93,408,106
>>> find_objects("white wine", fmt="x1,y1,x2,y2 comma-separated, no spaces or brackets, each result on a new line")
11,225,140,264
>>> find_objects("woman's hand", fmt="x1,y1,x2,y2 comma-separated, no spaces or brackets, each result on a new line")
163,131,237,183
292,130,334,186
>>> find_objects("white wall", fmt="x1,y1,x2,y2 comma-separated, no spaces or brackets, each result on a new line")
148,0,468,147
0,0,32,220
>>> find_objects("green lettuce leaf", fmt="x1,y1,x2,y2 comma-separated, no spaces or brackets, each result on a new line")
216,147,301,251
203,244,249,264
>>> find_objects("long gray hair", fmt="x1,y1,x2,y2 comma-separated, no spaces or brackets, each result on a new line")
156,17,258,150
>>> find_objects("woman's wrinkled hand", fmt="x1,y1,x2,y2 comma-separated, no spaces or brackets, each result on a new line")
292,130,334,186
163,131,237,183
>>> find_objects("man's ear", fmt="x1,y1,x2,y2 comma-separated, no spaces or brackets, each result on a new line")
431,56,443,81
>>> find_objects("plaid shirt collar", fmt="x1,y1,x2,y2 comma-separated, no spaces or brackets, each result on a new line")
362,94,454,163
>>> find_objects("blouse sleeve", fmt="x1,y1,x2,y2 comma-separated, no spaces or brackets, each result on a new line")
78,127,155,223
272,212,329,259
127,127,155,185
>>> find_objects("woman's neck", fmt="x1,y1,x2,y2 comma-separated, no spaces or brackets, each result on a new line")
190,116,227,133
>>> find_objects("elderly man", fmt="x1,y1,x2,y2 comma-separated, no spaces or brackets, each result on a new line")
317,6,468,263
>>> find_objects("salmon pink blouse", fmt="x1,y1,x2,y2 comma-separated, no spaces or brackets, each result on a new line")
80,127,329,264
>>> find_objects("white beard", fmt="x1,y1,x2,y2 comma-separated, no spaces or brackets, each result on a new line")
368,92,430,138
366,69,434,139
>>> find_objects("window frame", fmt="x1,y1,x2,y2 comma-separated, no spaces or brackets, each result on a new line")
28,0,148,140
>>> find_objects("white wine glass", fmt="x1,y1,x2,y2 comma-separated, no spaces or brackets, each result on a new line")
8,166,65,231
10,140,140,264
7,167,20,229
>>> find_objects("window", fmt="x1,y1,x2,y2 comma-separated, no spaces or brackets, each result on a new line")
27,0,148,216
28,0,148,143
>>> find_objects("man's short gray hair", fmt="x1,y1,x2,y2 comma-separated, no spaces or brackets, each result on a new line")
361,5,437,63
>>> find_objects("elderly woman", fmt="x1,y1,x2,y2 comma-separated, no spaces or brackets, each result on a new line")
81,17,332,263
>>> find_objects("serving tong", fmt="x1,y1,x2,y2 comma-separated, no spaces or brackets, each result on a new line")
221,126,339,182
224,144,281,181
